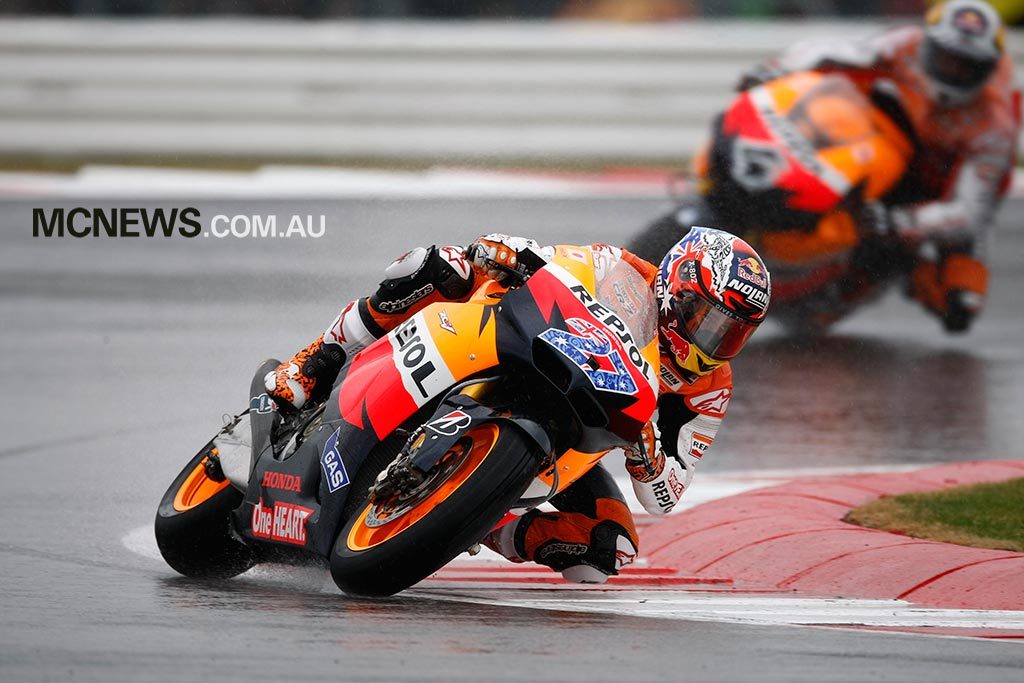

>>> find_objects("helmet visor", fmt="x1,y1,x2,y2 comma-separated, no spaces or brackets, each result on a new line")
923,38,996,90
673,290,760,360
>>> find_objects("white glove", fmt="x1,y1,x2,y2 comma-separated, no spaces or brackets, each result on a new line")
467,233,547,285
859,202,915,237
624,421,692,515
623,421,666,483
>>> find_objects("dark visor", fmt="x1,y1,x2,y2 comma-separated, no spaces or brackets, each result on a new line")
672,291,760,360
923,38,996,89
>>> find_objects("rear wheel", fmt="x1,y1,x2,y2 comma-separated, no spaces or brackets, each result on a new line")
155,445,256,578
330,423,540,597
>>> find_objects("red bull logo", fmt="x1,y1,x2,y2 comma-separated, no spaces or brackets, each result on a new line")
661,319,690,364
737,256,768,287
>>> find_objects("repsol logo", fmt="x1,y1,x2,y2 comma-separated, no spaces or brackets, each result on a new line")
727,278,769,310
394,318,436,398
651,480,674,510
33,207,201,238
757,105,824,177
569,284,652,379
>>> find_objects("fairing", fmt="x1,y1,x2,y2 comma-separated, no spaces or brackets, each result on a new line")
233,252,660,557
708,71,914,230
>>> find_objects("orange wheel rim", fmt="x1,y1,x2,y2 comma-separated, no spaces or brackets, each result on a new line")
346,424,500,551
173,456,230,512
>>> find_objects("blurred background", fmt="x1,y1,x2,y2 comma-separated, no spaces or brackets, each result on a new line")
3,7,1024,677
5,0,1024,20
1,0,1022,171
0,1,995,20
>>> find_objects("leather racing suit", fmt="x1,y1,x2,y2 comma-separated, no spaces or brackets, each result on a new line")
265,238,732,581
739,26,1020,331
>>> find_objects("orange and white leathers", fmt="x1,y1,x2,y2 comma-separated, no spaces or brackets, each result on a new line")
741,26,1020,319
266,237,733,578
319,240,730,516
268,237,729,520
529,243,731,518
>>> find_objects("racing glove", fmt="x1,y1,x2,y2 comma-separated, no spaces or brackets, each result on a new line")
467,233,548,286
623,421,693,515
856,202,916,238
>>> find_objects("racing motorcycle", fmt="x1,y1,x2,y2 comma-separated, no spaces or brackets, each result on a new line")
155,249,659,596
630,71,918,330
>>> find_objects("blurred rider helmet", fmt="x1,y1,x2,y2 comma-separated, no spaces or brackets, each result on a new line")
656,227,771,383
920,0,1004,107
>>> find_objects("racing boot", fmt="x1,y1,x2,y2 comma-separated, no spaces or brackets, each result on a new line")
265,243,475,410
908,251,988,333
265,299,377,410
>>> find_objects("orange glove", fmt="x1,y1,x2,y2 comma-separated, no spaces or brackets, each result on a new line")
623,421,666,483
467,234,546,286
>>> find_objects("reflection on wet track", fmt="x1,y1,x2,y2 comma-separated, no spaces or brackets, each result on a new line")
2,198,1023,681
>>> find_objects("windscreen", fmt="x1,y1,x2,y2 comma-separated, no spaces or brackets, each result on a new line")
594,259,658,350
787,75,876,150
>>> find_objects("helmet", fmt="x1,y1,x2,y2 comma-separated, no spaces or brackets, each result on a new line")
656,227,770,383
921,0,1004,107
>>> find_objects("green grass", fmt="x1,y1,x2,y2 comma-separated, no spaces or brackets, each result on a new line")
844,477,1024,552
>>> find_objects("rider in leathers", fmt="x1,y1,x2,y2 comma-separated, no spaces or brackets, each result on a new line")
265,231,770,583
736,0,1019,332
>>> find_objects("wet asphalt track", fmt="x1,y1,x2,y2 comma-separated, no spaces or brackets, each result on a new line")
2,197,1024,682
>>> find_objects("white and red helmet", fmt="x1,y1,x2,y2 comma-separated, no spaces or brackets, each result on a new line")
921,0,1005,106
656,227,771,382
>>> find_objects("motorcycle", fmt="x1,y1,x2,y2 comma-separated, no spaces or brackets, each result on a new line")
155,248,660,596
629,71,918,330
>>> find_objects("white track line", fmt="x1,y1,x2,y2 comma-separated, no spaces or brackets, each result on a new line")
9,165,1024,199
410,589,1024,631
0,165,664,199
125,464,1024,638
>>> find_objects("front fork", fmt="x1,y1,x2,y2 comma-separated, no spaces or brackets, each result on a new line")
369,380,554,511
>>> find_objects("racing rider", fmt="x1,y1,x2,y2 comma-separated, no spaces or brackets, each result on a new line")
265,230,771,583
737,0,1019,332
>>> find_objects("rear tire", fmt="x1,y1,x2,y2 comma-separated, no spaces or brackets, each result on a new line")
330,424,540,597
155,446,256,579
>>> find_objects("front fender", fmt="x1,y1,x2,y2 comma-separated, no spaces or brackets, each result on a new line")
408,395,551,475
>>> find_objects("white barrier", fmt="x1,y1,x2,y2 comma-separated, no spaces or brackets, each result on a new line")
0,19,1021,162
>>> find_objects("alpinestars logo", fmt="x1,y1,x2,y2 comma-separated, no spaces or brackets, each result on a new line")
688,388,731,417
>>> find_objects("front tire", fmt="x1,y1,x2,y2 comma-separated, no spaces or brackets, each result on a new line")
330,423,540,597
155,445,256,578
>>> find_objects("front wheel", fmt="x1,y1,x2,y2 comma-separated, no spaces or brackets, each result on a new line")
330,423,540,597
155,444,256,578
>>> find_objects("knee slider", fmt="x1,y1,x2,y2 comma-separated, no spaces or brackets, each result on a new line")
529,519,637,577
